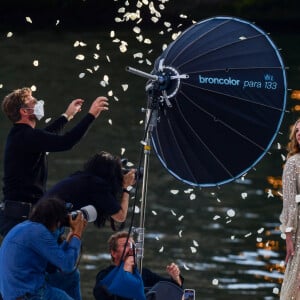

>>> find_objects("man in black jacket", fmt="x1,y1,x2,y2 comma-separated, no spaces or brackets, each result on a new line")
94,231,184,300
0,87,109,236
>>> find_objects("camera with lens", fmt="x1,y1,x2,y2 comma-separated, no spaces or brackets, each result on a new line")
121,158,143,181
63,203,97,227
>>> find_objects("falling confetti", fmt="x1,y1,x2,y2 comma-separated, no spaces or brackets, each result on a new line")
267,189,274,198
190,247,197,253
33,60,39,67
257,227,264,234
212,279,219,285
158,246,164,253
244,232,252,238
31,85,37,92
108,119,113,125
178,230,183,237
121,148,126,155
241,192,248,199
192,240,199,247
7,32,13,38
134,206,140,213
26,16,33,23
170,189,179,195
79,73,85,78
45,118,52,124
75,54,85,61
121,84,129,91
56,20,60,26
273,288,279,295
183,263,190,270
189,193,196,200
151,210,157,215
170,209,176,216
213,215,221,220
178,215,184,221
226,209,235,217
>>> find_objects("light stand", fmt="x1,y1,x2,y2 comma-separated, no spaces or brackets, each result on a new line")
126,65,186,272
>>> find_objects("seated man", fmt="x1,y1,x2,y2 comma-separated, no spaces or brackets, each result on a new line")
93,231,184,300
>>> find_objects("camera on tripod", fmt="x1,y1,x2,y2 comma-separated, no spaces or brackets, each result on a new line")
63,203,97,226
121,158,143,181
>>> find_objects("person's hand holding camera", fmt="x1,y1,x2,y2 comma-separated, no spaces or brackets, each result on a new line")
68,211,87,240
123,169,136,190
123,248,135,273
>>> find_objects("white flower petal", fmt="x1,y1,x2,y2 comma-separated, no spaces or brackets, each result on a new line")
26,16,33,23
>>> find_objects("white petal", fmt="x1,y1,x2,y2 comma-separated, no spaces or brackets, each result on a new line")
33,60,39,67
79,73,85,78
226,209,235,217
178,215,184,221
152,210,157,215
241,192,247,199
170,189,179,194
7,32,13,38
108,119,113,125
212,279,219,285
26,16,33,23
75,54,85,61
110,30,115,38
192,240,199,247
30,85,37,92
170,210,176,216
189,193,196,200
190,247,197,253
158,246,164,253
178,230,182,237
257,227,264,234
121,148,126,155
108,90,113,97
121,84,128,91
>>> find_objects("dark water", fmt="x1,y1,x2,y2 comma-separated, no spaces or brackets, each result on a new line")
0,22,300,300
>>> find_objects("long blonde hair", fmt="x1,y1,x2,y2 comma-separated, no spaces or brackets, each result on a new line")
287,118,300,158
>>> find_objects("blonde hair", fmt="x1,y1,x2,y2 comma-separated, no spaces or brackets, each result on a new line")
108,231,132,262
287,118,300,158
2,87,32,122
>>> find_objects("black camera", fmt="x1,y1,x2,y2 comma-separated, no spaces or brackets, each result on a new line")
121,158,143,180
63,203,97,227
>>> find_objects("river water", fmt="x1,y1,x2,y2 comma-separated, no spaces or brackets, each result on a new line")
0,21,300,300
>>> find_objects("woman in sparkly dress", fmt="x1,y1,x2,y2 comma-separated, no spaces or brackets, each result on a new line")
280,118,300,300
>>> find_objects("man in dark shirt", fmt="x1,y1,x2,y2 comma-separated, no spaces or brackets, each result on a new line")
93,231,184,300
0,87,109,236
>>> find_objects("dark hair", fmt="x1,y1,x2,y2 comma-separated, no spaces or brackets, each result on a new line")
83,151,123,197
29,197,67,230
83,151,123,229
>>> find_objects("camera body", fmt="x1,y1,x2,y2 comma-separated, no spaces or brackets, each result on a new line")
121,158,143,180
183,289,195,300
63,204,97,227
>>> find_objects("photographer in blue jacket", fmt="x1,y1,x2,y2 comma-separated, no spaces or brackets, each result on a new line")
0,196,87,300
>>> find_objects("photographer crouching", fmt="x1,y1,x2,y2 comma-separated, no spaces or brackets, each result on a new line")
0,197,87,300
44,151,136,230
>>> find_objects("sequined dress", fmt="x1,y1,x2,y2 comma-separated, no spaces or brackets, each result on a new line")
280,153,300,300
